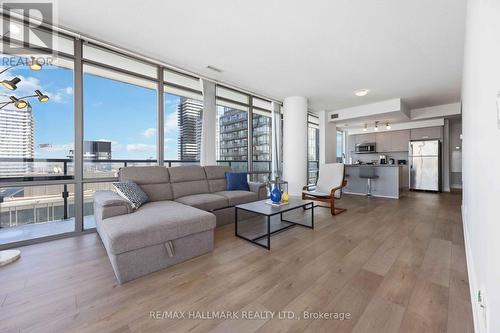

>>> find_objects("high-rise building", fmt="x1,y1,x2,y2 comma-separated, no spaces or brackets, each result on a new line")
217,107,271,162
178,97,203,160
217,107,248,161
0,107,34,176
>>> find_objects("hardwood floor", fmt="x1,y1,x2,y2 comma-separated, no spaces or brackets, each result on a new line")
0,192,473,333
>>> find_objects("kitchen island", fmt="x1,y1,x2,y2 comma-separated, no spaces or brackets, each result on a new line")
344,164,405,199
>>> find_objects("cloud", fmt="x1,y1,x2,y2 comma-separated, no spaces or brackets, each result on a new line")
142,127,156,138
65,87,73,95
164,111,178,133
126,143,156,153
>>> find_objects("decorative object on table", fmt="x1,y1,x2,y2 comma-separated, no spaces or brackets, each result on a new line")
265,199,289,206
0,249,21,267
281,191,289,202
225,172,250,191
302,163,347,215
267,177,288,203
270,184,282,203
112,181,149,210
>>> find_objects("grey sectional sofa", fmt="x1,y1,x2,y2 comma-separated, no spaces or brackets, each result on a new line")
93,165,266,283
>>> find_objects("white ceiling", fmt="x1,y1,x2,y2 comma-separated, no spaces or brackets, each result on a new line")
57,0,466,111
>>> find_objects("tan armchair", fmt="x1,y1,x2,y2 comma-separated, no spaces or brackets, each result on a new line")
302,163,347,215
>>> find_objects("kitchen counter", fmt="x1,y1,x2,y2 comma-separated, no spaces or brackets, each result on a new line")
344,164,405,199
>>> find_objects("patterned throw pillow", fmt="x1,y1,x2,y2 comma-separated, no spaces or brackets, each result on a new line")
112,181,149,210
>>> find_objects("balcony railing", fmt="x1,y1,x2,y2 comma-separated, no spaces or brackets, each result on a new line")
0,158,273,229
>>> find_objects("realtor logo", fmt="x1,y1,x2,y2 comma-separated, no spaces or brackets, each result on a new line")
1,2,53,53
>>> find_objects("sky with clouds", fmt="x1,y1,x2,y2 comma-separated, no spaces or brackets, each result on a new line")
0,56,182,161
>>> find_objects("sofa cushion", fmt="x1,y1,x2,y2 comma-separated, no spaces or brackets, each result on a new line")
168,166,210,198
215,190,258,206
175,193,229,211
225,172,250,191
119,166,173,201
204,165,231,192
168,165,206,182
98,201,215,255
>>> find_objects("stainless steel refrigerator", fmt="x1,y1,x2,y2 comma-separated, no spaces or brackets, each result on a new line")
409,140,441,191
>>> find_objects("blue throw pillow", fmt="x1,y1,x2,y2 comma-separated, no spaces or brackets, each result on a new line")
225,172,250,191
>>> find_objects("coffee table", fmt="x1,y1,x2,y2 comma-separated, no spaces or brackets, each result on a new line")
235,197,314,250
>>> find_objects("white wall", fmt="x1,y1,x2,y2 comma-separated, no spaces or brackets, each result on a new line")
283,96,308,195
462,0,500,332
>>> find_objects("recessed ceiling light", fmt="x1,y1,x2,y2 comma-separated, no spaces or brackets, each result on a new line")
354,89,370,97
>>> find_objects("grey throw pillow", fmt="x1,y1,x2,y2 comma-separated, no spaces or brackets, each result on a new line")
112,181,149,210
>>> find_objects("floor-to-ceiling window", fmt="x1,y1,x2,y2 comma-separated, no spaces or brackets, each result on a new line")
252,98,272,182
81,45,159,229
164,69,203,165
216,86,249,172
307,115,320,184
0,31,77,244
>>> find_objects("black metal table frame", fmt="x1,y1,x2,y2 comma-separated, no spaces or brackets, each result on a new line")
235,202,314,250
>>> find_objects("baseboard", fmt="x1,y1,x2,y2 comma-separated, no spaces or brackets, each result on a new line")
462,203,484,333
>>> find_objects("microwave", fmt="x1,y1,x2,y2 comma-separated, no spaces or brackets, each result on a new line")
355,143,376,154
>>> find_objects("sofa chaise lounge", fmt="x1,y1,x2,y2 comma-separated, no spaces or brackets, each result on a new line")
93,165,266,283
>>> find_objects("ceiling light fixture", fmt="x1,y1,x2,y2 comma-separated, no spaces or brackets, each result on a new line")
354,89,370,97
374,121,379,131
363,123,367,132
386,122,391,130
1,77,21,90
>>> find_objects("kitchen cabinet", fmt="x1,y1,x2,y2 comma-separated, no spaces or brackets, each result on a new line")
376,132,391,152
390,130,410,151
410,126,443,140
355,133,376,144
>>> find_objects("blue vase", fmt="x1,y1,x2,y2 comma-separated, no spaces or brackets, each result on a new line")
270,185,282,203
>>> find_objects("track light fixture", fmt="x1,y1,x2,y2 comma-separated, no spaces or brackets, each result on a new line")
1,77,21,90
35,89,49,102
363,123,367,132
374,121,379,131
29,57,43,71
9,96,28,109
0,89,50,110
386,122,391,130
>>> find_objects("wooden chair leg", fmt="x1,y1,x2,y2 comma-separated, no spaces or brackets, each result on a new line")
330,197,346,216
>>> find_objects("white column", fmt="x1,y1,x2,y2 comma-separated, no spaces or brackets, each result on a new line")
283,96,308,195
318,110,337,165
200,79,216,165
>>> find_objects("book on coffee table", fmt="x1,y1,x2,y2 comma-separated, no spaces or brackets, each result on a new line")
264,200,289,206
